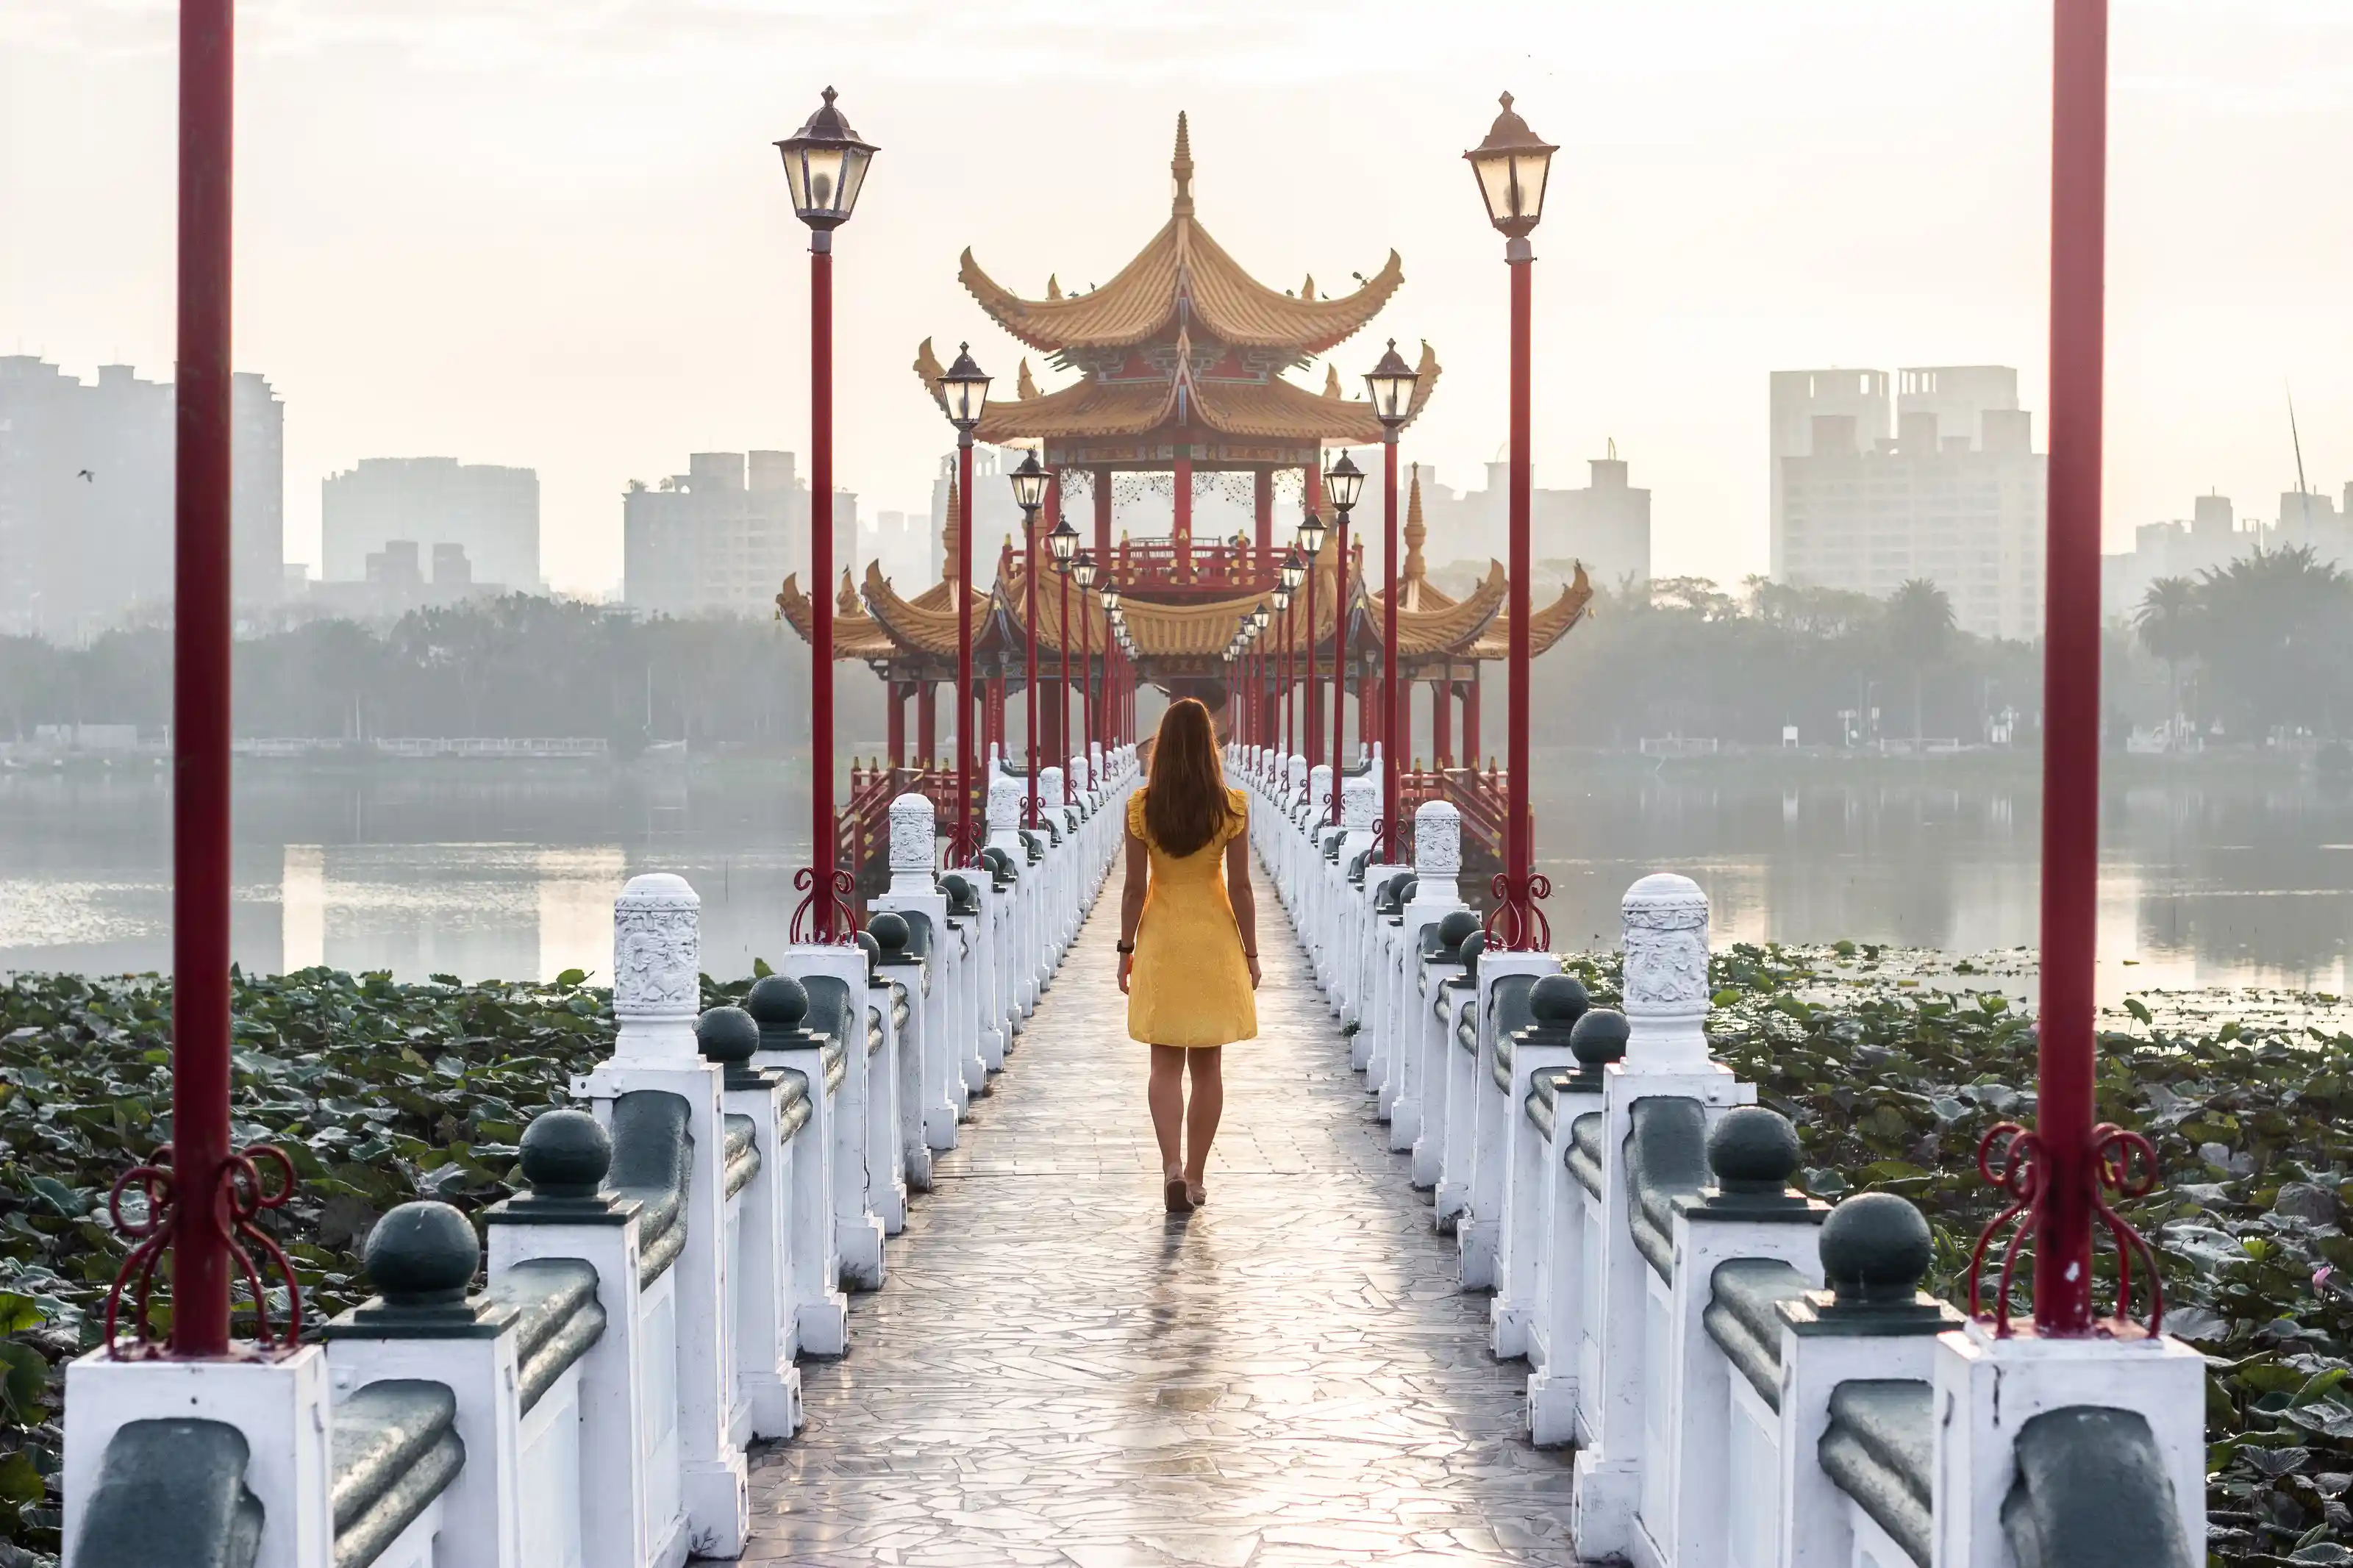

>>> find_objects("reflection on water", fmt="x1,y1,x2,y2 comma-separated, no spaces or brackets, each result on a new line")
1,756,2349,995
0,767,812,984
1527,753,2353,1003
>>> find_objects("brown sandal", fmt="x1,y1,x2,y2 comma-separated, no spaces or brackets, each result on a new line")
1164,1178,1194,1214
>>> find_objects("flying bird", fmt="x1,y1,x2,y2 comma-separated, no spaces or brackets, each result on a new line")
75,469,93,482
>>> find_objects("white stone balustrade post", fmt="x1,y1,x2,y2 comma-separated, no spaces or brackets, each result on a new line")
65,1349,336,1568
1333,773,1379,1023
1568,873,1749,1564
574,873,749,1558
985,773,1036,1018
485,1115,676,1568
1385,801,1460,1139
869,794,960,1155
1038,765,1071,959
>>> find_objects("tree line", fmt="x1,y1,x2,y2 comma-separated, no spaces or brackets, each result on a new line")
2131,546,2353,745
0,595,828,754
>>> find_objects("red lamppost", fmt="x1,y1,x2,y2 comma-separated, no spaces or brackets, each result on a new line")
1297,510,1327,784
1074,550,1100,753
1366,340,1419,850
1250,603,1272,744
1275,550,1302,753
1465,92,1556,950
1098,573,1122,755
1010,451,1049,831
936,343,991,860
776,87,878,942
1323,452,1365,828
1047,512,1079,811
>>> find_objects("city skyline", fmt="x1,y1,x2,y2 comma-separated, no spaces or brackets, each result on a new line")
6,1,2350,598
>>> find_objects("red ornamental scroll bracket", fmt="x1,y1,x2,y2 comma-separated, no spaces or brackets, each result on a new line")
1485,871,1552,952
1965,1120,2165,1336
105,1142,303,1358
789,866,863,945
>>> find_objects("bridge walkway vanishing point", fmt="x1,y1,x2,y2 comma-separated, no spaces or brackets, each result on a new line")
745,856,1580,1566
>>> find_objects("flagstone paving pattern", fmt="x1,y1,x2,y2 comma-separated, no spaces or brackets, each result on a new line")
745,859,1579,1566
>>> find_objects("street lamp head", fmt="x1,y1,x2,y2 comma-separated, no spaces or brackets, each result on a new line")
1099,582,1121,612
1072,551,1099,590
1046,515,1080,566
1296,510,1327,559
1366,338,1418,429
775,86,877,232
1271,585,1293,613
1279,549,1306,593
1465,91,1556,241
1252,605,1272,634
938,342,992,433
1323,451,1366,515
1008,450,1048,512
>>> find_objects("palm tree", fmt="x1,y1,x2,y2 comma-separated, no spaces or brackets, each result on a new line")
1885,579,1955,744
2134,576,2200,748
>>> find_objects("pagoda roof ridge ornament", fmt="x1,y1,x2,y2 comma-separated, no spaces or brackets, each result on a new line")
1172,110,1195,216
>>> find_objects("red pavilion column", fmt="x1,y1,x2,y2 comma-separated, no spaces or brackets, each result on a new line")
1433,677,1452,767
1464,665,1483,767
918,680,937,768
887,679,906,769
1174,448,1193,579
1253,468,1273,567
1093,466,1113,561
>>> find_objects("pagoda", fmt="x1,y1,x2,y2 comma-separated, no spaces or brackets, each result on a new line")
776,112,1593,853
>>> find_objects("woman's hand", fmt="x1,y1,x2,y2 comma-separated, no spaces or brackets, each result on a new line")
1246,953,1263,990
1118,951,1133,994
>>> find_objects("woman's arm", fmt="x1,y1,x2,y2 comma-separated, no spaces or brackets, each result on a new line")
1117,815,1149,993
1225,828,1262,989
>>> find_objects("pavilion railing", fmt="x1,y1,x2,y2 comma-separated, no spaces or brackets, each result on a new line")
1110,537,1280,595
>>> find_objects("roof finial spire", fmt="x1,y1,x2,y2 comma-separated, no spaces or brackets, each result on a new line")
1171,111,1195,215
942,473,962,586
1404,462,1428,585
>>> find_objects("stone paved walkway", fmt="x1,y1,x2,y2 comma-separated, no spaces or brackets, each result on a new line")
744,857,1579,1566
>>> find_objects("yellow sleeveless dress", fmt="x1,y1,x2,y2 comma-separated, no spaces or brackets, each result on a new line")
1126,786,1258,1048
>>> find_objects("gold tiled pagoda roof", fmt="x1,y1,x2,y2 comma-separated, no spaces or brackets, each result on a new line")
912,336,1439,447
1467,564,1594,661
774,567,900,659
958,114,1402,357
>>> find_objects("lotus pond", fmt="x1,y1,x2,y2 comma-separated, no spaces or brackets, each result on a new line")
0,953,2341,1564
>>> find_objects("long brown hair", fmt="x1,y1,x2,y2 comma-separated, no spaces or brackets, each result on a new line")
1142,698,1236,858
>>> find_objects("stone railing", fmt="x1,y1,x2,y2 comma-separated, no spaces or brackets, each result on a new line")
1236,742,2207,1568
57,747,1140,1568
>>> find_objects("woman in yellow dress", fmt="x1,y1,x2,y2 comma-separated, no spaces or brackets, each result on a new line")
1115,698,1260,1213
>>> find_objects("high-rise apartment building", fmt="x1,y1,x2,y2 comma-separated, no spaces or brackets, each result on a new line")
322,457,539,593
0,357,283,641
622,450,856,619
1407,449,1652,590
1772,365,2046,640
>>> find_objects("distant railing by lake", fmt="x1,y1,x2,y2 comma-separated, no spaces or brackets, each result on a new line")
233,737,613,759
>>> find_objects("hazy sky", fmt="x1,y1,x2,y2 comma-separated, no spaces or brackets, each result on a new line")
5,1,2351,598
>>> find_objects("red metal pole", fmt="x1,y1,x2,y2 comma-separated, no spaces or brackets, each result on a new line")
1082,579,1095,756
1057,567,1071,796
171,0,236,1359
957,436,974,859
2033,0,2109,1336
1382,439,1401,845
1329,509,1349,827
1283,602,1293,757
810,239,838,937
1504,245,1535,948
1026,484,1043,829
1304,545,1321,771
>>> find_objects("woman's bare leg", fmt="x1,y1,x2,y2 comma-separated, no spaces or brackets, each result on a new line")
1148,1045,1187,1180
1183,1047,1224,1193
